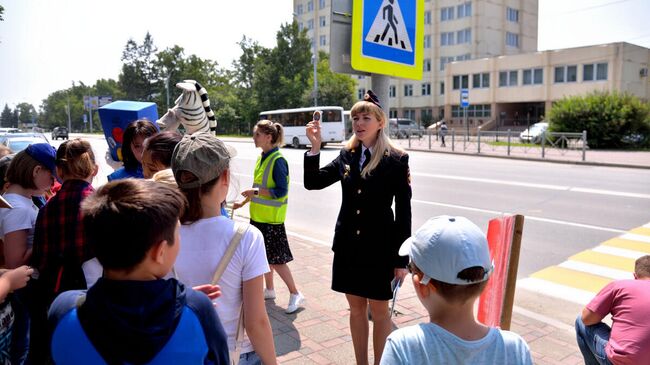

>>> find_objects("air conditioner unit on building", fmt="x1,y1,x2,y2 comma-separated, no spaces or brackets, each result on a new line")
640,68,649,77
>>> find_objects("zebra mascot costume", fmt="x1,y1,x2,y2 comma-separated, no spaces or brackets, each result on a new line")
157,80,217,134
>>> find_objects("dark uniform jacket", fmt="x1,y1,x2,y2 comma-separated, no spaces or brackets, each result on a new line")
304,146,411,270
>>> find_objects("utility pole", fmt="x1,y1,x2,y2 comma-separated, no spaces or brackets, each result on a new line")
66,94,72,132
313,42,318,107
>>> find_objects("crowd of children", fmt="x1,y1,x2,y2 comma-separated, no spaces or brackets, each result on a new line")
0,98,544,365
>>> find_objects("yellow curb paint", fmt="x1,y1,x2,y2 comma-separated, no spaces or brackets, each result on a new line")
602,238,650,254
569,250,635,272
530,266,612,293
630,227,650,237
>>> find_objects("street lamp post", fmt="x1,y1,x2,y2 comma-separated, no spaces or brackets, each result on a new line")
313,42,318,107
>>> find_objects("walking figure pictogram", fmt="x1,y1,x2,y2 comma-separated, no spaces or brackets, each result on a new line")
365,0,412,52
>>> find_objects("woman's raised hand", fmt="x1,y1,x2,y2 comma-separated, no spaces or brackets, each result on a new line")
306,120,322,154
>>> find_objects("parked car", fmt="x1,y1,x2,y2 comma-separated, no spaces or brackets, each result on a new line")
519,122,549,143
0,128,21,134
389,118,423,138
0,133,50,153
51,126,69,140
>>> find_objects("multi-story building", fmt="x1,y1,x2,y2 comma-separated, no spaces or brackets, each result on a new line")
443,42,650,132
293,0,539,123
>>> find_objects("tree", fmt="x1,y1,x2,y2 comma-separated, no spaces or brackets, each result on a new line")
231,37,267,129
0,5,4,21
304,51,355,109
15,102,37,124
254,22,312,111
0,104,12,127
118,32,159,101
548,91,650,148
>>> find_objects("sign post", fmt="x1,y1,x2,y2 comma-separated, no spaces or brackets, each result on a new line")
460,88,469,141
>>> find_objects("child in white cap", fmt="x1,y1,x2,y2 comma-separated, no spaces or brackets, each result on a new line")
380,215,532,365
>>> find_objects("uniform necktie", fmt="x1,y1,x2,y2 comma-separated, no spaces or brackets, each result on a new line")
362,149,371,170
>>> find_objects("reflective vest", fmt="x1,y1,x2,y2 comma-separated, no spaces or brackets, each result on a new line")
51,307,209,364
250,150,289,224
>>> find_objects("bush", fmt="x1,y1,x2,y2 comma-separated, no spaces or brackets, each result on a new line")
548,91,650,149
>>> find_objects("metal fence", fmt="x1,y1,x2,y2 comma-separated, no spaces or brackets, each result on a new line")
398,129,588,162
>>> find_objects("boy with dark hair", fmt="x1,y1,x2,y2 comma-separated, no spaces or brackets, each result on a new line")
48,179,229,364
381,215,532,365
576,254,650,365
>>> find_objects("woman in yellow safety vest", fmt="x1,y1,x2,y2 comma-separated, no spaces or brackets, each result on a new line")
235,120,304,314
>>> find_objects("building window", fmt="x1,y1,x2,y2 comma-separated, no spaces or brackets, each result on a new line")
523,68,543,85
296,4,303,14
506,32,519,48
421,109,433,121
499,70,518,87
440,56,454,71
440,82,445,95
452,104,491,118
423,58,431,72
404,84,413,97
457,28,471,44
452,75,469,90
404,109,416,120
441,32,455,46
389,110,398,118
507,7,519,22
389,85,396,97
472,73,489,88
298,22,304,31
584,62,608,81
456,54,471,61
421,83,431,96
554,65,577,83
307,19,314,30
424,35,431,48
457,2,472,18
358,88,366,100
424,11,431,24
307,1,314,12
320,35,327,46
319,0,326,9
319,16,326,27
441,7,454,21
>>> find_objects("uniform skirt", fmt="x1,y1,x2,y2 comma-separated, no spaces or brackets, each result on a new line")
331,250,395,301
250,220,294,265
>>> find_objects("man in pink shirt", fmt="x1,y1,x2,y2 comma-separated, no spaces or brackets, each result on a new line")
575,255,650,365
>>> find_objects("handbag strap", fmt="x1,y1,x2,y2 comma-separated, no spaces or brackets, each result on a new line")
212,222,246,285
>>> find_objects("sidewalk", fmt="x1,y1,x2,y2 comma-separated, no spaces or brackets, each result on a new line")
393,136,650,169
263,232,583,365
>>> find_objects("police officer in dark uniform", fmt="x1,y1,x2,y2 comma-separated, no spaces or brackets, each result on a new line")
304,91,412,365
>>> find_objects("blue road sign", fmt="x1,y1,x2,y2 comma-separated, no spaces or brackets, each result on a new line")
351,0,424,80
461,89,470,108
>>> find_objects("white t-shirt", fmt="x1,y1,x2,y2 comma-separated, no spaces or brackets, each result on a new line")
0,193,39,250
174,216,270,354
381,322,533,365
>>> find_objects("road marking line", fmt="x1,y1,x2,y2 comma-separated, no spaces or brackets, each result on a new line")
412,173,650,199
517,278,595,306
560,261,632,280
630,227,650,237
602,237,650,254
412,199,626,233
620,233,650,243
592,245,647,260
530,266,611,293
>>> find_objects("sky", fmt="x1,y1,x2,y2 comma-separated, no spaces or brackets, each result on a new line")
0,0,649,109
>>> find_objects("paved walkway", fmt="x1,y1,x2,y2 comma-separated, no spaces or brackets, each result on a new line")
260,231,584,365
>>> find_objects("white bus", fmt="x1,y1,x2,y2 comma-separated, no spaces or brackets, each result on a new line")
259,106,346,148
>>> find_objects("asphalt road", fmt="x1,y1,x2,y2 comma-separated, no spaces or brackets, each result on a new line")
66,134,650,279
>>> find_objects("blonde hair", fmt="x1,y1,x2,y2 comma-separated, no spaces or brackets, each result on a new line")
346,101,404,178
256,120,284,148
151,169,178,188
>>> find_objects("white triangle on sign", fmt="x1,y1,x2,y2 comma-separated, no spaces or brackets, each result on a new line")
364,0,412,51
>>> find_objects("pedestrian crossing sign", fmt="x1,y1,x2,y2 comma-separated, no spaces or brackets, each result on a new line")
351,0,424,80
